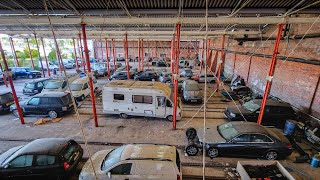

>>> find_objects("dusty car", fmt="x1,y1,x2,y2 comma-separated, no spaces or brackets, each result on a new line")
179,68,193,78
0,92,14,113
185,122,293,160
166,77,187,92
134,71,158,81
191,73,215,83
79,144,182,180
182,80,202,103
23,78,51,95
224,99,296,128
70,76,98,101
0,138,83,180
159,71,172,83
109,71,134,80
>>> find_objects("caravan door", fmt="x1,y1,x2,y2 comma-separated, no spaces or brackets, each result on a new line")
156,96,166,118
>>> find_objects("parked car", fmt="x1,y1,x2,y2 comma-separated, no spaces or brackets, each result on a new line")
156,61,169,67
10,92,74,118
11,67,42,79
185,121,293,160
91,63,109,77
40,61,59,71
191,73,215,83
224,99,296,128
166,77,187,92
0,70,4,83
179,68,193,78
179,59,194,68
109,71,133,80
79,144,182,180
0,92,14,113
62,59,76,69
0,138,83,179
43,73,80,92
23,78,51,95
134,71,158,81
182,80,202,103
70,77,98,101
159,72,172,83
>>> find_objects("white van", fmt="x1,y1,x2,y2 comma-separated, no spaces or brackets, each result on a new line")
102,80,181,121
70,77,98,100
42,73,80,92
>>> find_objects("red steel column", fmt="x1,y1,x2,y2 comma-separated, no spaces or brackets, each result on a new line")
147,40,150,68
132,40,135,64
138,38,141,71
173,23,181,130
105,38,110,77
9,37,19,67
170,37,175,74
40,37,50,77
257,24,284,125
79,33,85,72
26,38,35,69
141,39,144,71
81,23,98,127
200,39,204,73
125,34,130,79
0,60,8,87
34,34,45,77
72,38,79,71
100,41,103,62
0,39,24,124
233,53,236,74
112,38,117,71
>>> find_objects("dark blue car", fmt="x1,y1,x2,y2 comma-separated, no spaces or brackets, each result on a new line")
11,67,42,79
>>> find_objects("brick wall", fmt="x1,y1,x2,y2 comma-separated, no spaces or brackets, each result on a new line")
221,24,320,118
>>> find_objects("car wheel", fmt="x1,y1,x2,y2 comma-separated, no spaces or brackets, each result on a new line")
207,147,219,158
265,151,278,160
186,127,197,139
120,113,128,119
48,110,58,119
166,115,173,121
28,74,33,79
185,144,199,156
12,110,20,117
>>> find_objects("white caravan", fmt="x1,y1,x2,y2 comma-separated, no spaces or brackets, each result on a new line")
102,80,181,121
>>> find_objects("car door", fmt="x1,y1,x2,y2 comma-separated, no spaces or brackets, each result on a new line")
155,96,166,118
248,134,274,157
29,155,61,179
219,134,251,157
1,155,34,180
24,97,40,115
38,98,49,115
107,163,132,180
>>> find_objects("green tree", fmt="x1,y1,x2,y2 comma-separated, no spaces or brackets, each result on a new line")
15,50,26,60
23,47,30,58
48,50,57,61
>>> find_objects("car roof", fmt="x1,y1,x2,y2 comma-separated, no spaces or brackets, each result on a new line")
12,138,70,156
252,99,291,108
72,77,89,84
34,92,69,98
230,121,269,134
120,144,176,162
25,78,51,84
184,80,198,85
0,91,12,96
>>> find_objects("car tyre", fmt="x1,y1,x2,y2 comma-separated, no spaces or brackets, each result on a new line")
207,147,219,158
12,109,21,117
120,113,128,119
185,144,199,156
186,127,197,139
265,151,278,160
166,115,173,121
28,74,33,79
48,110,58,119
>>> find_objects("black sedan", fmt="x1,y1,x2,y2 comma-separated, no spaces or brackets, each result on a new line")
185,122,293,160
0,138,83,180
134,71,158,81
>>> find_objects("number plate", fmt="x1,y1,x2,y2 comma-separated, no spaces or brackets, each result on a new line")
191,100,197,102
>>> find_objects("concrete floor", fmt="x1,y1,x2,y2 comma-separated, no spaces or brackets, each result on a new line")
0,65,319,179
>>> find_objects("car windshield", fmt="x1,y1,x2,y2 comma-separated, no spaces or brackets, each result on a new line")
0,93,14,104
185,69,192,73
101,146,125,171
70,84,82,91
186,84,199,91
217,123,239,141
25,83,35,89
243,100,260,112
45,81,62,89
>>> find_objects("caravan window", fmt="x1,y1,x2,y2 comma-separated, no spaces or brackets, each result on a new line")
132,95,153,104
114,94,124,100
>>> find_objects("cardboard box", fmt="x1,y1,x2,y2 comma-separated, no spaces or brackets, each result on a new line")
236,160,294,180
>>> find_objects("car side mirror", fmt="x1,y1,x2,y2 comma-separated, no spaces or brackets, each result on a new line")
107,171,111,178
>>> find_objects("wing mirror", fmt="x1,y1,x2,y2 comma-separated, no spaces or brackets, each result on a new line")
107,171,111,178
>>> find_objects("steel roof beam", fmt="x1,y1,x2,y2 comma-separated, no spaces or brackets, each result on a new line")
0,16,317,25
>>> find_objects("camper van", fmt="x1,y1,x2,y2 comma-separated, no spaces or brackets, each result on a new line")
102,80,181,121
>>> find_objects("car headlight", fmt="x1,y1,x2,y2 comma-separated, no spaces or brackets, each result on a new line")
230,112,236,117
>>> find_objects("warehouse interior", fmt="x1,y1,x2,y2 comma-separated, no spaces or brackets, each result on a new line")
0,0,319,179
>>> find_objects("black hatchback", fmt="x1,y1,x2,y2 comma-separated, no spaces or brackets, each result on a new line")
10,92,74,119
0,92,14,113
0,138,83,180
23,78,51,95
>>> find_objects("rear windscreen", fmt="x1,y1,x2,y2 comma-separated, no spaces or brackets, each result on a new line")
62,141,79,164
60,94,72,105
25,83,35,89
0,93,14,104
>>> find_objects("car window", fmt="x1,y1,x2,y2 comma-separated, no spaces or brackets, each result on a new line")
114,94,124,101
157,96,166,107
83,83,88,90
50,97,62,105
166,99,172,107
40,97,49,105
251,134,273,143
232,134,251,142
38,82,44,88
25,83,35,89
9,155,33,168
62,141,79,165
61,94,72,105
28,97,40,106
110,163,132,175
36,155,56,166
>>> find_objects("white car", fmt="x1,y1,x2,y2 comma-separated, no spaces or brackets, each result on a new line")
70,76,97,100
79,144,182,180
